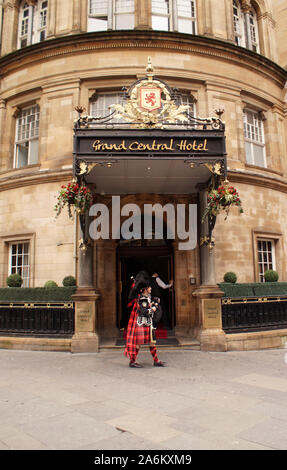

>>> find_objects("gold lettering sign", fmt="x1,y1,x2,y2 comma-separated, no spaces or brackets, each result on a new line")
92,138,209,153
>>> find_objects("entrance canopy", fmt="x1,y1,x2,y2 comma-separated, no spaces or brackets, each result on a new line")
73,59,226,193
73,127,226,194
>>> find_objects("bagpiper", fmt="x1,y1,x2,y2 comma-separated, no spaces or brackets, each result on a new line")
124,270,166,368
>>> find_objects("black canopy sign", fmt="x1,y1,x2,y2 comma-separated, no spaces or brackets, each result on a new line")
74,128,226,160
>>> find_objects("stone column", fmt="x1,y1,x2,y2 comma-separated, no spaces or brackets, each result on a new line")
192,188,226,351
1,2,18,55
71,212,100,353
0,99,7,172
135,0,151,30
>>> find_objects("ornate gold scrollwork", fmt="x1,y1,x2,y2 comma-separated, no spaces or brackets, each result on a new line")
204,162,223,175
78,162,99,176
200,236,215,251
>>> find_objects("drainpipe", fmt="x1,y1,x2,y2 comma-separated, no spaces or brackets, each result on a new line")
74,215,78,280
0,0,3,46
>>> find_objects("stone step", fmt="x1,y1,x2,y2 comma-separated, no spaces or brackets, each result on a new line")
100,338,201,351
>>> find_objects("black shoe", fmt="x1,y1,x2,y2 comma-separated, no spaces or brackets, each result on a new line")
129,361,143,368
154,361,166,367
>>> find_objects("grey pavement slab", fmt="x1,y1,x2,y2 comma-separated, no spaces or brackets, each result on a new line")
0,347,287,450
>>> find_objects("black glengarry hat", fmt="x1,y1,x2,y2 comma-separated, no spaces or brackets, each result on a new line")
128,270,151,299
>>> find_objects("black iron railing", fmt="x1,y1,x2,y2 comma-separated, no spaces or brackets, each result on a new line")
222,296,287,333
0,302,74,336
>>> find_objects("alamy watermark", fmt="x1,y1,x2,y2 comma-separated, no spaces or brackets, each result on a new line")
89,196,197,251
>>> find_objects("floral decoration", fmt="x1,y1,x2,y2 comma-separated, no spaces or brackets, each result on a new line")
202,183,243,222
54,180,93,218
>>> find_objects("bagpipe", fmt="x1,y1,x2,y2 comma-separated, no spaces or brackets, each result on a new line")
136,296,162,344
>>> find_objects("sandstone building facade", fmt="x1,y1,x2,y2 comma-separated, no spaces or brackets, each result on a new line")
0,0,286,348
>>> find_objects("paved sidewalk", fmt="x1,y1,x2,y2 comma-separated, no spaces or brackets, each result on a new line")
1,347,287,450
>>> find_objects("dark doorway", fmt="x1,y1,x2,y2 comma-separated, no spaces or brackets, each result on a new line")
117,244,175,331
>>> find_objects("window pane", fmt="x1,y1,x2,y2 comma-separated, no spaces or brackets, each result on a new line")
245,141,252,164
16,143,29,167
152,16,169,30
178,18,195,34
89,0,108,15
253,144,265,167
115,14,134,29
88,17,108,31
177,0,195,18
115,0,134,13
29,139,39,164
152,0,169,15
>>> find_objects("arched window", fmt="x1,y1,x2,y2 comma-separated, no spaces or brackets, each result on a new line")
232,1,260,53
18,1,48,49
87,0,135,32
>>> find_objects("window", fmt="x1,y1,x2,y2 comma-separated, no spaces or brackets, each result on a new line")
177,0,196,34
233,0,245,46
152,0,170,31
257,239,275,283
243,109,266,168
9,242,30,287
19,2,33,48
18,1,48,48
175,92,196,127
114,0,134,29
38,1,48,42
247,8,259,53
88,0,134,31
14,105,40,168
151,0,197,34
90,92,124,124
232,1,259,52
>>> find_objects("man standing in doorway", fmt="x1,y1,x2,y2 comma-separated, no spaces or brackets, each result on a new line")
150,273,174,328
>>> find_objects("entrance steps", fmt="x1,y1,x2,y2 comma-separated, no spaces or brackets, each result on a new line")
100,329,200,351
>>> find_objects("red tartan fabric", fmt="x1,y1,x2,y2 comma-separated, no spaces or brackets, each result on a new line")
124,296,152,360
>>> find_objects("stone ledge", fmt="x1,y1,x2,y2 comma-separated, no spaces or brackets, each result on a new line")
226,329,287,351
0,336,71,352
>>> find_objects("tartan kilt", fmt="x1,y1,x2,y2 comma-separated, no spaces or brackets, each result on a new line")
124,298,152,359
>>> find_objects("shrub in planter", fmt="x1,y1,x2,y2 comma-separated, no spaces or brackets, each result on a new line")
44,280,58,288
6,273,23,287
264,270,279,282
62,275,76,287
223,271,237,283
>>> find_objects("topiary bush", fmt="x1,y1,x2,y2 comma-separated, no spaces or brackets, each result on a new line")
62,275,76,287
223,271,237,283
44,280,58,288
7,273,23,287
264,270,279,282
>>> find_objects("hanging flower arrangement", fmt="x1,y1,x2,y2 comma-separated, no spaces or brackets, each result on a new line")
54,180,93,218
202,184,243,222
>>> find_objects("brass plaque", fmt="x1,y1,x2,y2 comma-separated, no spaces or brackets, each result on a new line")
203,299,221,328
75,301,94,333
